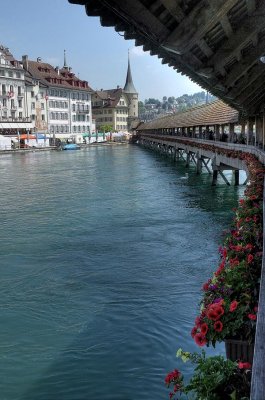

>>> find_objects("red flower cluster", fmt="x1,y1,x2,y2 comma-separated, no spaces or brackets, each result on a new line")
165,369,183,399
238,361,252,369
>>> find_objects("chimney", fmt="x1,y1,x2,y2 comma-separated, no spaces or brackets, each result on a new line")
55,66,60,75
22,55,29,71
37,57,42,63
117,85,120,89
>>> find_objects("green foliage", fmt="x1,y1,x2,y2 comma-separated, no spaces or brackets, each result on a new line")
165,350,251,400
100,124,113,132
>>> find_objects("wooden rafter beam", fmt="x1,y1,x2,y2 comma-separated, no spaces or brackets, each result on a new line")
209,1,265,71
103,0,170,42
238,73,265,105
221,35,265,88
160,0,185,23
226,64,265,99
246,0,256,14
163,0,239,52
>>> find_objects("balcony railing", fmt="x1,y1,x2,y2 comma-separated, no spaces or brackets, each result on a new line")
75,108,90,114
0,117,32,122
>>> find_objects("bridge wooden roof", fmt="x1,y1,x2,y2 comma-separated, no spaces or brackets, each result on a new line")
69,0,265,117
137,100,239,130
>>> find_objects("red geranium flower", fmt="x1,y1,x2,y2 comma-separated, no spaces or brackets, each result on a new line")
206,304,225,321
248,313,257,321
191,326,197,338
194,333,207,347
200,323,208,336
229,300,238,312
238,361,252,369
213,320,223,332
247,254,254,264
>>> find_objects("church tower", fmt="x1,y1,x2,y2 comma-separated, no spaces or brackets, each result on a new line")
123,52,138,129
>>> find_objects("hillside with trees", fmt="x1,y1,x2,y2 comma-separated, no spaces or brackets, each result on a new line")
139,91,216,122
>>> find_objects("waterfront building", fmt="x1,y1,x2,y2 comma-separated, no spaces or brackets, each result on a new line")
0,45,33,139
22,52,94,143
92,55,138,132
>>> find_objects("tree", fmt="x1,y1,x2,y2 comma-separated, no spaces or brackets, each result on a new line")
99,124,113,132
168,96,175,104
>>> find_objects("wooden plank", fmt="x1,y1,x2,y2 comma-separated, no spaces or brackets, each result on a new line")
222,35,265,88
250,178,265,399
164,0,239,51
160,0,185,22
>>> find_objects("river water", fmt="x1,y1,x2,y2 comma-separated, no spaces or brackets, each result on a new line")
0,145,244,400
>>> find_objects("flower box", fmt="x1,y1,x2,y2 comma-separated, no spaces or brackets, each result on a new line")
225,339,254,364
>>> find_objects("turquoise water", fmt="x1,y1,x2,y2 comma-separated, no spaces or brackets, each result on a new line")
0,145,243,400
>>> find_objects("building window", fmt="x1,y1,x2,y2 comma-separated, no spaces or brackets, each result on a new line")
3,98,7,107
41,103,44,110
16,72,21,78
8,71,13,77
19,112,22,118
32,114,35,120
31,91,35,98
41,115,45,121
18,99,22,108
0,69,4,76
32,102,35,110
2,84,6,95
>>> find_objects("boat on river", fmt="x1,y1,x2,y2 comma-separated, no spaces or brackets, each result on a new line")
62,143,80,150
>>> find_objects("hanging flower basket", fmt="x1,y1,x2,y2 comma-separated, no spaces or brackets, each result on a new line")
225,338,254,364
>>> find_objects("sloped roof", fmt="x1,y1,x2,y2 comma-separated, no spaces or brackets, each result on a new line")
93,88,124,108
124,58,137,94
25,60,93,92
138,100,239,130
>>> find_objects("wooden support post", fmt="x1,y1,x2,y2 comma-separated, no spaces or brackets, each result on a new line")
190,153,197,165
219,170,231,185
234,170,239,186
186,152,190,167
243,177,248,185
202,158,212,174
196,157,202,174
246,119,254,145
179,150,185,161
212,170,218,186
215,124,220,141
229,123,235,143
256,116,263,148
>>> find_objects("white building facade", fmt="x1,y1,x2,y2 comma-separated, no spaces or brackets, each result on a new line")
0,45,33,141
22,55,94,144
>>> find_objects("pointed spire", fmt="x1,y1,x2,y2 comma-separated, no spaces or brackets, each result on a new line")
63,49,68,69
123,50,137,94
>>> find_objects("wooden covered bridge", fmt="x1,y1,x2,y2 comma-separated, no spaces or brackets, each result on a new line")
69,0,265,397
136,99,265,186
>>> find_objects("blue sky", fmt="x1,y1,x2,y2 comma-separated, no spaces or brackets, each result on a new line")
0,0,202,101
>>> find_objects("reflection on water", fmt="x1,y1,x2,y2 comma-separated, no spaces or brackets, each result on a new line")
0,146,243,399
